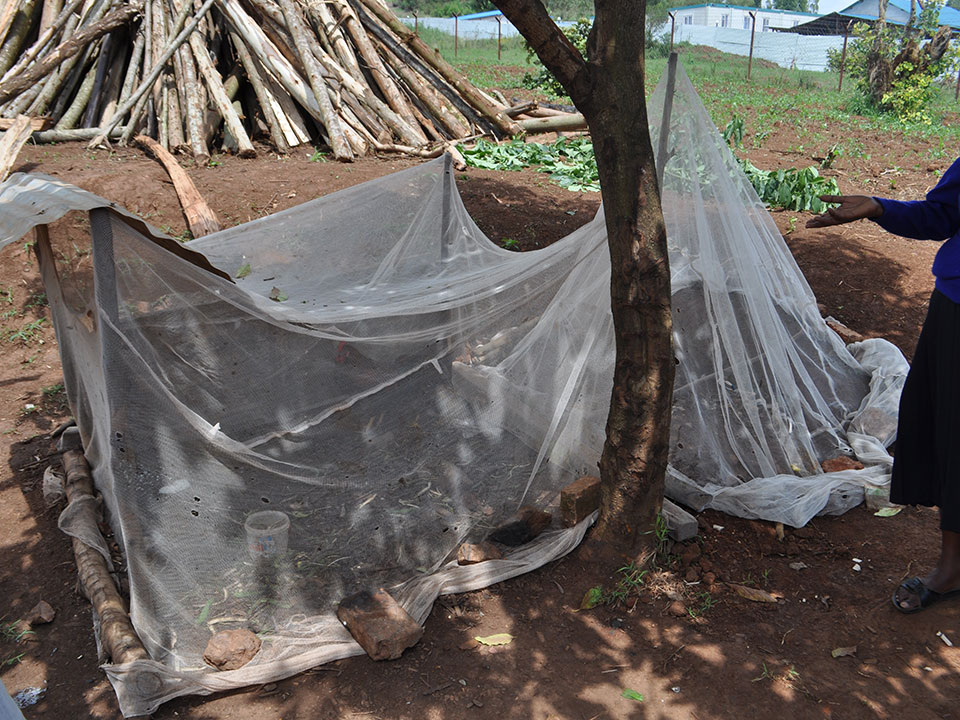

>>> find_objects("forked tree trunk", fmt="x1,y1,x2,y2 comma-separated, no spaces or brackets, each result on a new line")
493,0,674,558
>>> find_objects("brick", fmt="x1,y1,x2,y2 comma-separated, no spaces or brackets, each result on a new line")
457,541,502,565
485,506,552,546
203,629,261,671
826,319,865,345
663,498,698,542
560,475,601,527
821,456,864,473
337,589,423,661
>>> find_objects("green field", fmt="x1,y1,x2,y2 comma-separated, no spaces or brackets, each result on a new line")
423,30,960,159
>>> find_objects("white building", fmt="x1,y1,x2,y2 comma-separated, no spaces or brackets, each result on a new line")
669,3,820,32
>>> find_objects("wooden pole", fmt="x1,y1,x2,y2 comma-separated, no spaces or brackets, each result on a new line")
351,0,520,137
88,0,213,149
496,15,501,60
669,12,675,52
0,2,142,105
747,11,756,81
188,34,256,157
454,14,458,57
656,50,678,189
0,114,33,181
518,113,586,132
838,21,850,91
56,438,151,670
275,0,353,160
135,134,221,237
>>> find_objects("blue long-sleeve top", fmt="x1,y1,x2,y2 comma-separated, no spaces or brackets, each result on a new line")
872,156,960,304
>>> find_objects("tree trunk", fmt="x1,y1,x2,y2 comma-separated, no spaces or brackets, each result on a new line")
493,0,674,558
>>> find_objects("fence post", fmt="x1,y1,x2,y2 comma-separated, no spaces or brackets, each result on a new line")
669,12,676,52
454,14,459,56
955,65,960,101
747,11,756,80
413,11,417,34
838,21,851,91
496,15,501,60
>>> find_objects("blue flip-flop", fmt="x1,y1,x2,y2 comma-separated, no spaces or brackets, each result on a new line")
893,577,960,614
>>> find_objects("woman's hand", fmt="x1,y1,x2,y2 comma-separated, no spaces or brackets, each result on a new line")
806,195,883,228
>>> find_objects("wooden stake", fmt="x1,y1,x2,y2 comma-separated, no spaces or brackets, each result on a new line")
0,114,33,181
135,134,221,236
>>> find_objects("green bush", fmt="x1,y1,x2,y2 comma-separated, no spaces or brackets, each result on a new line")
826,1,959,123
522,18,592,99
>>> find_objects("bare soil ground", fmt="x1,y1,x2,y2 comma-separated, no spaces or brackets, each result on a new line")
1,126,958,720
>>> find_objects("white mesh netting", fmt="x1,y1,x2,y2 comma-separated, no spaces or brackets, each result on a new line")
0,62,907,716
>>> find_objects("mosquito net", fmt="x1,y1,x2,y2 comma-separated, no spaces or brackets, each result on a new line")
0,61,907,716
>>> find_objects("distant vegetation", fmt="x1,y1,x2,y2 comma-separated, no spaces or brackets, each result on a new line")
390,0,594,18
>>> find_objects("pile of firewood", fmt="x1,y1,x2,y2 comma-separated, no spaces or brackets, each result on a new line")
0,0,584,163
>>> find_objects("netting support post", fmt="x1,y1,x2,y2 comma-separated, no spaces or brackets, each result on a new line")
440,152,453,264
668,13,675,52
656,51,679,190
454,14,459,56
838,21,851,92
747,12,757,81
89,208,120,327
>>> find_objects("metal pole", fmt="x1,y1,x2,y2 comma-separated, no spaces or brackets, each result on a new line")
496,15,501,60
454,14,458,56
656,51,679,189
413,11,417,34
669,12,676,52
838,21,851,91
747,11,756,80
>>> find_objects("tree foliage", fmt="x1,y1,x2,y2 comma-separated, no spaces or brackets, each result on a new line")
393,0,594,16
828,0,958,123
771,0,814,12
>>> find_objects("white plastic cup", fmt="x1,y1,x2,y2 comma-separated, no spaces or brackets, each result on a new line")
244,510,290,560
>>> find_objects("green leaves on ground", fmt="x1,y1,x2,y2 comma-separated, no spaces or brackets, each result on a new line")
459,137,599,192
738,161,839,213
460,135,837,211
621,688,645,702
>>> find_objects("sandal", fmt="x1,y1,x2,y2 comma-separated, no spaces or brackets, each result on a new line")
893,577,960,614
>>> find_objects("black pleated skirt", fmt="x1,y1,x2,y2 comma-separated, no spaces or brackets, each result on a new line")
891,289,960,531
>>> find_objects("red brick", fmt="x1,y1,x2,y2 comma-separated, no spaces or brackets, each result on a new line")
821,456,864,473
560,475,601,527
337,589,423,660
457,541,503,565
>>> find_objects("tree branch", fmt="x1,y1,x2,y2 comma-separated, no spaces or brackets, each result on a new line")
491,0,589,106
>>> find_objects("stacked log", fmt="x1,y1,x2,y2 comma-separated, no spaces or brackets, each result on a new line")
0,0,560,163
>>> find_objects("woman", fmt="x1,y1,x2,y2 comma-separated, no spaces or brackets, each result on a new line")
806,157,960,613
